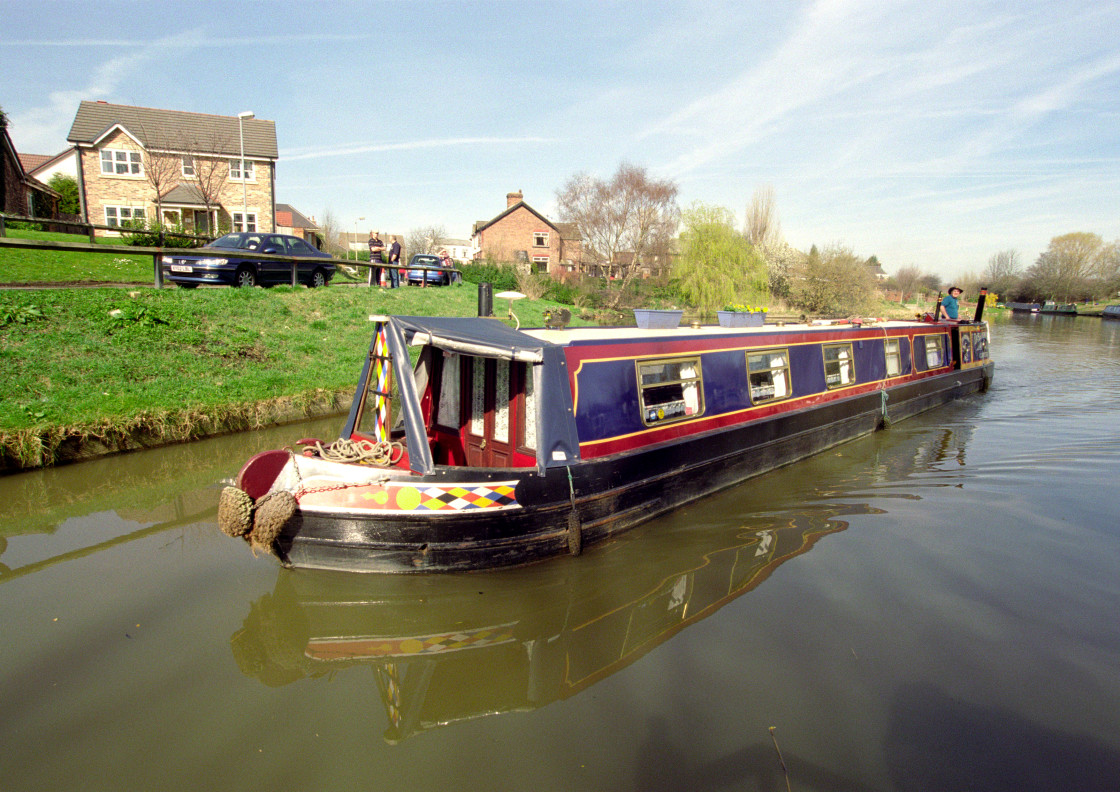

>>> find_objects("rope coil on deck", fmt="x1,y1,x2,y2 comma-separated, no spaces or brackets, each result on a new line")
302,437,404,466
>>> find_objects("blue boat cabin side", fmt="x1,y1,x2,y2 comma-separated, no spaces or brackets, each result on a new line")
344,318,991,474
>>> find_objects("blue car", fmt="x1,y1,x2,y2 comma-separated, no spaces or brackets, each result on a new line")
406,253,451,286
162,232,336,288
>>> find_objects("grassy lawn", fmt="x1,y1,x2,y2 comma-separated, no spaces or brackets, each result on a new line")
0,281,584,467
0,228,158,283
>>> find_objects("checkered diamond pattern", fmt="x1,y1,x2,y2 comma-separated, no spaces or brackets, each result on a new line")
417,484,518,510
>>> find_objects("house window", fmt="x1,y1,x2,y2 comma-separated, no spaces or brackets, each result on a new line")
232,212,257,232
182,156,195,177
823,343,855,389
104,206,146,227
747,349,792,403
884,338,902,377
532,256,549,273
637,357,704,427
100,149,142,176
229,159,254,180
533,231,549,247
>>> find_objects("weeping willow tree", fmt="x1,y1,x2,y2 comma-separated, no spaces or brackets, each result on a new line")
673,203,770,317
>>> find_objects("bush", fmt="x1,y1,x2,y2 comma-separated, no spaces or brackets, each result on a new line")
119,218,203,248
459,259,519,292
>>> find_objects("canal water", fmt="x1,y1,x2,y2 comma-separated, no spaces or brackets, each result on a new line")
2,314,1120,791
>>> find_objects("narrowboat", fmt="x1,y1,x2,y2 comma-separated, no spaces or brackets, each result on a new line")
1040,301,1078,316
1007,302,1041,313
219,300,994,573
1103,305,1120,320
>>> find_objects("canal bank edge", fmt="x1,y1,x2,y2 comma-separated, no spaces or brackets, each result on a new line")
0,388,353,473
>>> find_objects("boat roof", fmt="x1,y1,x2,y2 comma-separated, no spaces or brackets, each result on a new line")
389,315,958,362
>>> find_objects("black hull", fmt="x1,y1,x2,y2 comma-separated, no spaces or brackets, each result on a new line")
277,363,993,573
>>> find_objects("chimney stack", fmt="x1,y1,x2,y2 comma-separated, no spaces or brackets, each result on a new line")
506,190,523,208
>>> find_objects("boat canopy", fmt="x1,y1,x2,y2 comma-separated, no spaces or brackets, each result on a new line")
350,316,580,475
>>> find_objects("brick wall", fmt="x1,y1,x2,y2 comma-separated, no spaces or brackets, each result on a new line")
81,129,273,235
478,206,558,272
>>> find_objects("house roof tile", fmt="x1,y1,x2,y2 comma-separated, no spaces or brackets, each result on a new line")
67,101,278,159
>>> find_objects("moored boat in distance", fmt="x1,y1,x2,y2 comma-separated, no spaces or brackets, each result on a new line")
219,295,995,573
1007,302,1041,313
1103,305,1120,320
1040,301,1078,316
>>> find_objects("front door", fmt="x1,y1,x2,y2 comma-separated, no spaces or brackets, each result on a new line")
465,357,513,467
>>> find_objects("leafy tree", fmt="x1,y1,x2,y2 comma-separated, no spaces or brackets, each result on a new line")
47,174,80,215
1024,232,1105,302
788,244,876,316
556,162,679,307
673,203,769,316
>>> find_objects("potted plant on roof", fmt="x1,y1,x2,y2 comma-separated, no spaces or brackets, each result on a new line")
633,307,684,329
717,304,767,327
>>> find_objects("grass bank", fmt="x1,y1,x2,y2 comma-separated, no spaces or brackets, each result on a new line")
0,282,582,471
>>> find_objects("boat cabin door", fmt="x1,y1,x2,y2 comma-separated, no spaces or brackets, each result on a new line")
465,357,513,468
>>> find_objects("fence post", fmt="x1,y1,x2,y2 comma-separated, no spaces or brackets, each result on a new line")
0,216,6,237
290,260,298,287
153,251,164,288
87,223,96,243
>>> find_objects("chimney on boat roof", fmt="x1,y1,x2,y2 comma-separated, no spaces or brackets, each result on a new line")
507,190,523,208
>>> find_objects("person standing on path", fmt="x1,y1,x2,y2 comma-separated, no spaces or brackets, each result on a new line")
388,236,402,288
368,231,384,287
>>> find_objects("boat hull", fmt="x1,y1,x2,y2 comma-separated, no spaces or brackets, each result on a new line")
275,362,992,573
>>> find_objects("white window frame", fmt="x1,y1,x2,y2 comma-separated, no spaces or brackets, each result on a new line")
532,255,549,274
229,158,255,181
747,348,792,404
533,231,549,247
884,338,902,377
104,205,146,227
823,343,855,389
232,212,257,232
636,356,704,427
100,148,143,176
181,155,195,177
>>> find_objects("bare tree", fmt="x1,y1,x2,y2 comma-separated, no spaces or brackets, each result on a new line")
556,163,679,307
406,224,448,258
983,249,1021,298
745,185,781,249
316,208,345,257
894,265,924,304
180,130,233,235
136,126,182,228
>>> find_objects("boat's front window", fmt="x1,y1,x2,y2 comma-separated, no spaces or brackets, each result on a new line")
493,360,510,443
637,357,704,426
823,343,855,388
437,352,460,427
747,349,792,403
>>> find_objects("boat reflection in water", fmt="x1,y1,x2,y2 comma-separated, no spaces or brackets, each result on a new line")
231,500,874,742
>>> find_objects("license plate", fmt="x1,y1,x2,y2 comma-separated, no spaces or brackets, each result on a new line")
170,265,193,273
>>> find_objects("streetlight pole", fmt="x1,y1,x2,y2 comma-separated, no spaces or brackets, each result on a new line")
238,111,254,231
354,216,365,261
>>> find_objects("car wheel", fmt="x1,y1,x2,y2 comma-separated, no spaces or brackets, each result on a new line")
235,267,256,288
310,269,328,288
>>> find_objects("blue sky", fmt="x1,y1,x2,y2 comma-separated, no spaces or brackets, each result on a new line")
4,0,1118,280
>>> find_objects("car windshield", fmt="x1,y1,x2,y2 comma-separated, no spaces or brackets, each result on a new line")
411,256,439,266
209,233,266,251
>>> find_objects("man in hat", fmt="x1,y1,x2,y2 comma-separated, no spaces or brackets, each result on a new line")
940,286,963,320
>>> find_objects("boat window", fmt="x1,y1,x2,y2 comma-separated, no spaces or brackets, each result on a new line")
436,352,460,428
493,359,510,443
470,360,486,435
961,331,972,363
823,343,855,389
747,349,792,403
521,364,538,451
973,330,989,360
924,334,946,368
884,338,902,377
637,357,704,426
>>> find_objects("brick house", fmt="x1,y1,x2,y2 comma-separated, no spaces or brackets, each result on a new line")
1,111,60,219
275,203,323,249
471,191,582,277
66,101,277,237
